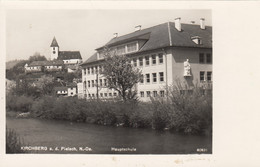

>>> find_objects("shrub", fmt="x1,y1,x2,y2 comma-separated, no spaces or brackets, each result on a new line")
166,82,212,134
6,94,33,112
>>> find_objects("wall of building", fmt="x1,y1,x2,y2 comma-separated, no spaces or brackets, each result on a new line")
63,59,82,65
50,47,59,60
68,87,77,96
81,47,212,101
171,47,212,87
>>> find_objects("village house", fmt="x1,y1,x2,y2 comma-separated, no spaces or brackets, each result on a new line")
24,60,63,73
80,18,212,101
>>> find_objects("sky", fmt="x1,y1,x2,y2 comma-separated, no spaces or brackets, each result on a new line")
6,9,211,62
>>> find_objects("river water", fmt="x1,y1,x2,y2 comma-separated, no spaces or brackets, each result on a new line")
6,117,212,154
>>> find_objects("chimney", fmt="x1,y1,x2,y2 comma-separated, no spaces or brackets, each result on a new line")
135,25,141,31
200,18,205,30
175,17,181,31
113,33,118,38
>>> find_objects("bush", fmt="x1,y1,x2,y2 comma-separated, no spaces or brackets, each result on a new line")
164,82,212,134
6,94,33,112
6,128,25,153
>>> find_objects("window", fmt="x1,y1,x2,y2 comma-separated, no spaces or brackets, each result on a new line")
87,67,90,74
152,54,156,65
71,92,73,95
109,93,112,97
100,79,103,86
199,53,204,63
146,74,150,83
91,67,94,74
145,56,150,65
153,91,157,97
104,93,107,97
95,80,98,86
88,94,91,98
84,68,86,75
53,47,55,50
200,71,205,81
117,45,125,55
139,57,143,66
53,51,56,54
159,72,164,82
113,92,117,96
127,43,137,53
140,75,144,84
206,53,212,63
152,73,157,83
160,91,165,97
146,91,151,97
100,93,103,97
92,80,94,87
133,58,137,67
140,91,144,97
207,71,212,81
84,81,87,89
104,79,107,86
159,53,163,64
92,94,95,97
88,81,90,88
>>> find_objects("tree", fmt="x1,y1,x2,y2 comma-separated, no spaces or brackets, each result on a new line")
101,52,142,102
28,52,47,62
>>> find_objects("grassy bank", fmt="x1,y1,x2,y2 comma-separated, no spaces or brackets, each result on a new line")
6,86,212,135
6,128,26,153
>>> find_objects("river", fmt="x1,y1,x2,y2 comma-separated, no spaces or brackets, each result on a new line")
6,117,212,154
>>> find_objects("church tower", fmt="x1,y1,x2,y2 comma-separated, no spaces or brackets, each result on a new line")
50,37,59,60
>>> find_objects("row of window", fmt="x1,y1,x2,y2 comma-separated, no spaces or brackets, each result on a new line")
141,72,164,84
140,90,165,98
87,92,118,98
84,72,164,88
132,53,164,67
199,53,212,64
83,53,164,76
200,71,212,81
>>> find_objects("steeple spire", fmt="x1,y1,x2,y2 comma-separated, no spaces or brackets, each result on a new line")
50,36,59,47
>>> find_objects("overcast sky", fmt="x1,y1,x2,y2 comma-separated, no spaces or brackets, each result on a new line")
6,9,211,62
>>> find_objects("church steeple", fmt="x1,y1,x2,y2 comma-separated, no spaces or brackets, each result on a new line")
50,37,59,47
50,36,59,60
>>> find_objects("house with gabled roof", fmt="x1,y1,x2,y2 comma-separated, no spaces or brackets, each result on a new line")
25,60,64,73
50,37,83,65
80,18,212,101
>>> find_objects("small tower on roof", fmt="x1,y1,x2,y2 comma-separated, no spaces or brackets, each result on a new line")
50,36,59,60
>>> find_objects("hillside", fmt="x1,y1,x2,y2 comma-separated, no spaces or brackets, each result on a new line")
6,60,24,70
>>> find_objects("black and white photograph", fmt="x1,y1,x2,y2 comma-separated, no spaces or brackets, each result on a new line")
2,1,260,167
5,9,212,154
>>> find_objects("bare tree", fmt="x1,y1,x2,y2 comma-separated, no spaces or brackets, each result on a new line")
101,51,142,102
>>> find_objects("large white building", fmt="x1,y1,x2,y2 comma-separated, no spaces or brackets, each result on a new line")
80,18,212,101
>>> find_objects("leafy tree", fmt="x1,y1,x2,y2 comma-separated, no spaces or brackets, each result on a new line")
101,51,142,102
28,52,47,62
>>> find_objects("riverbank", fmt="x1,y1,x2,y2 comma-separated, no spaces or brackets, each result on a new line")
6,93,212,135
6,117,212,154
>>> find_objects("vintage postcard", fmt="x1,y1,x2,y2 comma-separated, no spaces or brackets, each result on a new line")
1,1,260,167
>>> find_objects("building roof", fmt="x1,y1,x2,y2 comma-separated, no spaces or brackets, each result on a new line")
58,51,82,60
66,82,77,88
54,86,67,91
50,37,59,47
82,22,212,65
28,60,64,67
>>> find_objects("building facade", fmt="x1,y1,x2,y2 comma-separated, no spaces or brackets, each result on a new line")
80,18,212,101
